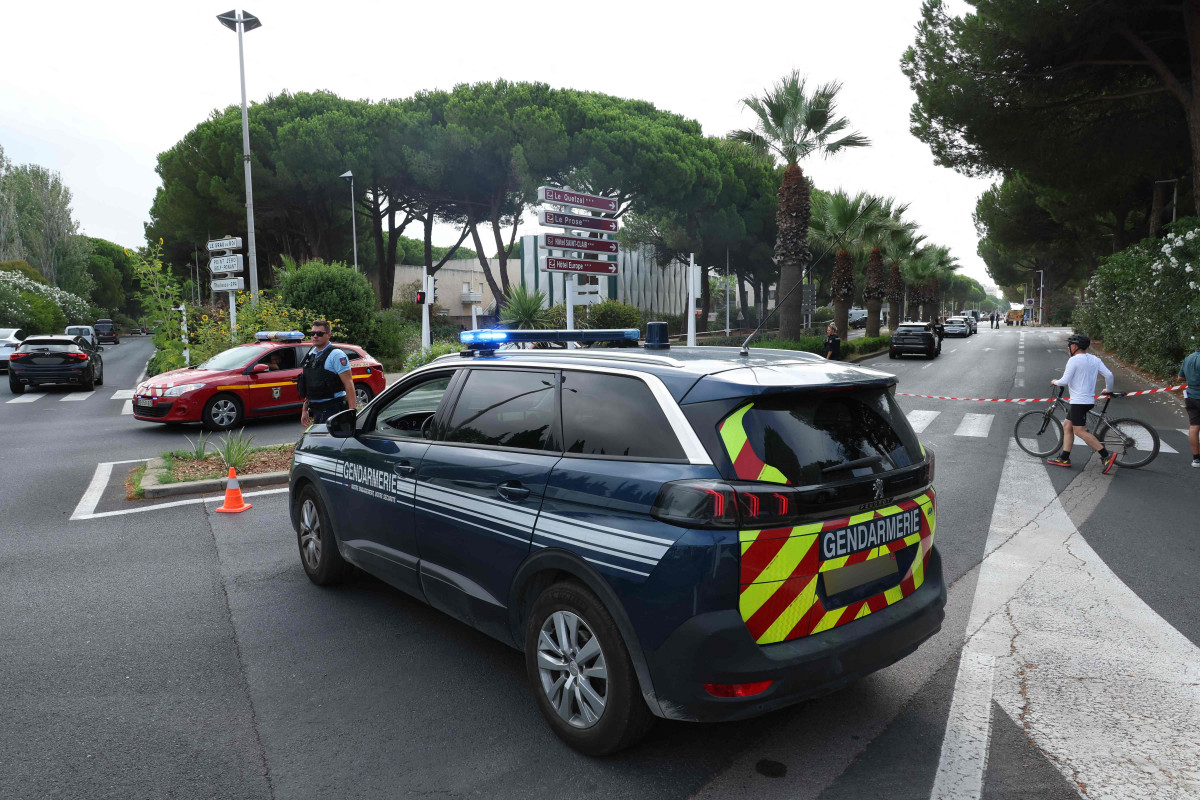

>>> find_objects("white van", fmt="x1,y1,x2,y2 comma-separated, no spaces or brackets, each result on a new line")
65,325,98,348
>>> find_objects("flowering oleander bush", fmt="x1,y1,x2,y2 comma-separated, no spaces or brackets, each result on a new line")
0,270,91,326
1073,217,1200,378
401,340,459,371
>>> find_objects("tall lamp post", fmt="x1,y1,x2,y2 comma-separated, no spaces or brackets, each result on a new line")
1035,269,1044,326
217,9,262,306
340,170,358,272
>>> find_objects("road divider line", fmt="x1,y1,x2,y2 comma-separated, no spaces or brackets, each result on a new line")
70,459,147,520
929,652,996,800
71,486,289,521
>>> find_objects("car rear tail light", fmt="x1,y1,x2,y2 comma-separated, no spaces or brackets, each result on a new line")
703,680,773,698
9,352,27,361
67,353,89,361
651,481,805,530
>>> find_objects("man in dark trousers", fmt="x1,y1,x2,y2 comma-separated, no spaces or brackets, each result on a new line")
824,322,842,360
299,320,357,426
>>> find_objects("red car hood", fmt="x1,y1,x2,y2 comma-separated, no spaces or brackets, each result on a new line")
137,367,234,395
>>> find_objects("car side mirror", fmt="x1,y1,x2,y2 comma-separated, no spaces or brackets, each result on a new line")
326,408,357,438
252,363,270,373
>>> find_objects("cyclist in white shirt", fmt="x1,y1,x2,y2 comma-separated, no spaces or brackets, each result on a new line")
1047,333,1118,473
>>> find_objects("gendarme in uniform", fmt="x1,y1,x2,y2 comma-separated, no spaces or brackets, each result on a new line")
300,336,352,424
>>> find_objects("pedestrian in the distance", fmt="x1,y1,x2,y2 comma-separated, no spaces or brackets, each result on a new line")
824,323,841,360
1047,333,1117,473
298,320,357,426
1178,343,1200,467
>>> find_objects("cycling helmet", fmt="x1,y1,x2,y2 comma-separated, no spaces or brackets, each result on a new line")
1067,333,1091,350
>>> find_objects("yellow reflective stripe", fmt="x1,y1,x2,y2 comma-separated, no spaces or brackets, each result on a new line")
751,534,818,584
848,511,875,525
819,555,849,573
811,607,842,635
719,404,752,457
758,464,788,484
884,585,904,604
216,381,294,391
755,576,817,644
854,603,873,620
738,580,778,621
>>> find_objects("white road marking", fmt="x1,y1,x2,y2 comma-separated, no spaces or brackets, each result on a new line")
1077,431,1177,454
120,400,134,415
110,389,135,399
905,409,940,433
6,393,46,404
1015,378,1024,388
931,437,1200,800
954,413,994,438
1016,366,1024,373
1017,357,1024,363
923,363,933,369
950,348,958,353
69,459,148,520
60,391,94,401
72,486,289,521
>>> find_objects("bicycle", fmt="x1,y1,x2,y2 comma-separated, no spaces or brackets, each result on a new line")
1012,386,1160,468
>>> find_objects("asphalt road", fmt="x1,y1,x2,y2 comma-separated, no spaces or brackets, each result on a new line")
2,328,1197,799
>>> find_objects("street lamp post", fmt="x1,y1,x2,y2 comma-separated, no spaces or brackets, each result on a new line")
340,170,358,272
217,9,262,306
1035,269,1044,326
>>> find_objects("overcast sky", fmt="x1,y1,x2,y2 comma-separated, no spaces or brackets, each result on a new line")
1,0,997,293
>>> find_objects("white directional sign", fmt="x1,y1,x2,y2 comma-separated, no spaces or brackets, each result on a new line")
537,186,618,213
538,233,619,255
539,210,619,233
211,277,245,292
206,237,243,252
208,255,244,273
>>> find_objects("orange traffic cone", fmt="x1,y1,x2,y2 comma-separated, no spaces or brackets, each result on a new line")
215,467,252,513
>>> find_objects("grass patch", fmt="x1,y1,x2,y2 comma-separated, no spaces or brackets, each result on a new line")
125,463,148,500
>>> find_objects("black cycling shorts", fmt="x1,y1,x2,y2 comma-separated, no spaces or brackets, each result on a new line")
1186,398,1200,426
1066,403,1093,426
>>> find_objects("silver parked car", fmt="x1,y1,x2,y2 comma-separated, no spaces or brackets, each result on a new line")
943,317,970,337
0,328,28,372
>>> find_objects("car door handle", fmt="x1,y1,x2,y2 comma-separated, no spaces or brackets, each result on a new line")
394,461,415,477
497,482,531,502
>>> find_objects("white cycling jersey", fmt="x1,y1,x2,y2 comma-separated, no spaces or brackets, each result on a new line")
1053,352,1113,405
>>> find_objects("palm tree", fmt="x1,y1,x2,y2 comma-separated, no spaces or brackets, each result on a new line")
862,199,914,337
904,245,959,320
808,190,894,337
883,229,926,326
731,72,869,340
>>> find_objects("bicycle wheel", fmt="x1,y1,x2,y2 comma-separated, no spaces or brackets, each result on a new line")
1014,409,1064,458
1095,417,1159,468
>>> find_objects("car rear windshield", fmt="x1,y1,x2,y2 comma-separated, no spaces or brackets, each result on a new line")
94,323,113,330
20,340,80,353
896,326,928,334
66,327,91,335
723,387,922,486
197,345,263,371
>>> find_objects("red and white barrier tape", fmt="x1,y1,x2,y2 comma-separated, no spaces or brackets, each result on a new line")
896,384,1186,402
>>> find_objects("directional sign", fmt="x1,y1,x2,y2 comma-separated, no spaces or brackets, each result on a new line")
538,186,619,213
539,256,619,276
539,210,618,233
538,233,619,255
208,255,244,273
212,277,245,292
206,237,243,252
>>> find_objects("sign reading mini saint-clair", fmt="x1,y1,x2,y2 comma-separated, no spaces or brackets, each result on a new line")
539,210,619,233
537,186,618,213
540,256,619,276
538,233,619,254
820,507,922,559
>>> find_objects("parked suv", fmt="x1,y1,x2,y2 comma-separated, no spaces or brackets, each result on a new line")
289,327,944,754
890,321,941,359
94,319,119,345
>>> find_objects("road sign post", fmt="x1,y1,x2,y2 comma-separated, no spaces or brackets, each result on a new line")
208,237,246,337
538,256,619,276
538,186,622,342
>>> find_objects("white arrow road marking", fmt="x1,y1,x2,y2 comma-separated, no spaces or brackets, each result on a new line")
110,389,135,399
6,393,46,403
931,437,1200,800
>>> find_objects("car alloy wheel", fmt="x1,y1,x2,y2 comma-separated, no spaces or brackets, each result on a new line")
294,486,350,585
536,609,608,730
355,384,372,408
299,497,324,573
203,393,243,431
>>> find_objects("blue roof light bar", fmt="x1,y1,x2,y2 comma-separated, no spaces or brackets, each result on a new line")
460,328,640,349
255,330,306,342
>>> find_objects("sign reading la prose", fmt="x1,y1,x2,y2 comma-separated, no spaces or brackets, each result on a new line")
540,256,619,276
537,186,618,213
208,255,245,273
206,237,243,252
539,210,619,233
212,277,245,292
538,233,619,254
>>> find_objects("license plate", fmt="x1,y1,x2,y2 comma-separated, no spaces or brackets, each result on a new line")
136,397,155,408
823,552,898,596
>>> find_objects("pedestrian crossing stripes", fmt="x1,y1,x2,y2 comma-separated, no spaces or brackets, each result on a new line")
906,408,1182,454
5,388,138,405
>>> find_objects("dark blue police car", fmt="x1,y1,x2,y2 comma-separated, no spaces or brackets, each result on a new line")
288,325,944,754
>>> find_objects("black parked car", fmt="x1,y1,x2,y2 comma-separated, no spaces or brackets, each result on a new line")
8,335,104,394
889,322,941,359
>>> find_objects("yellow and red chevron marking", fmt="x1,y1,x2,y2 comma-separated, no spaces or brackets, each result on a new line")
737,492,935,644
718,401,937,645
